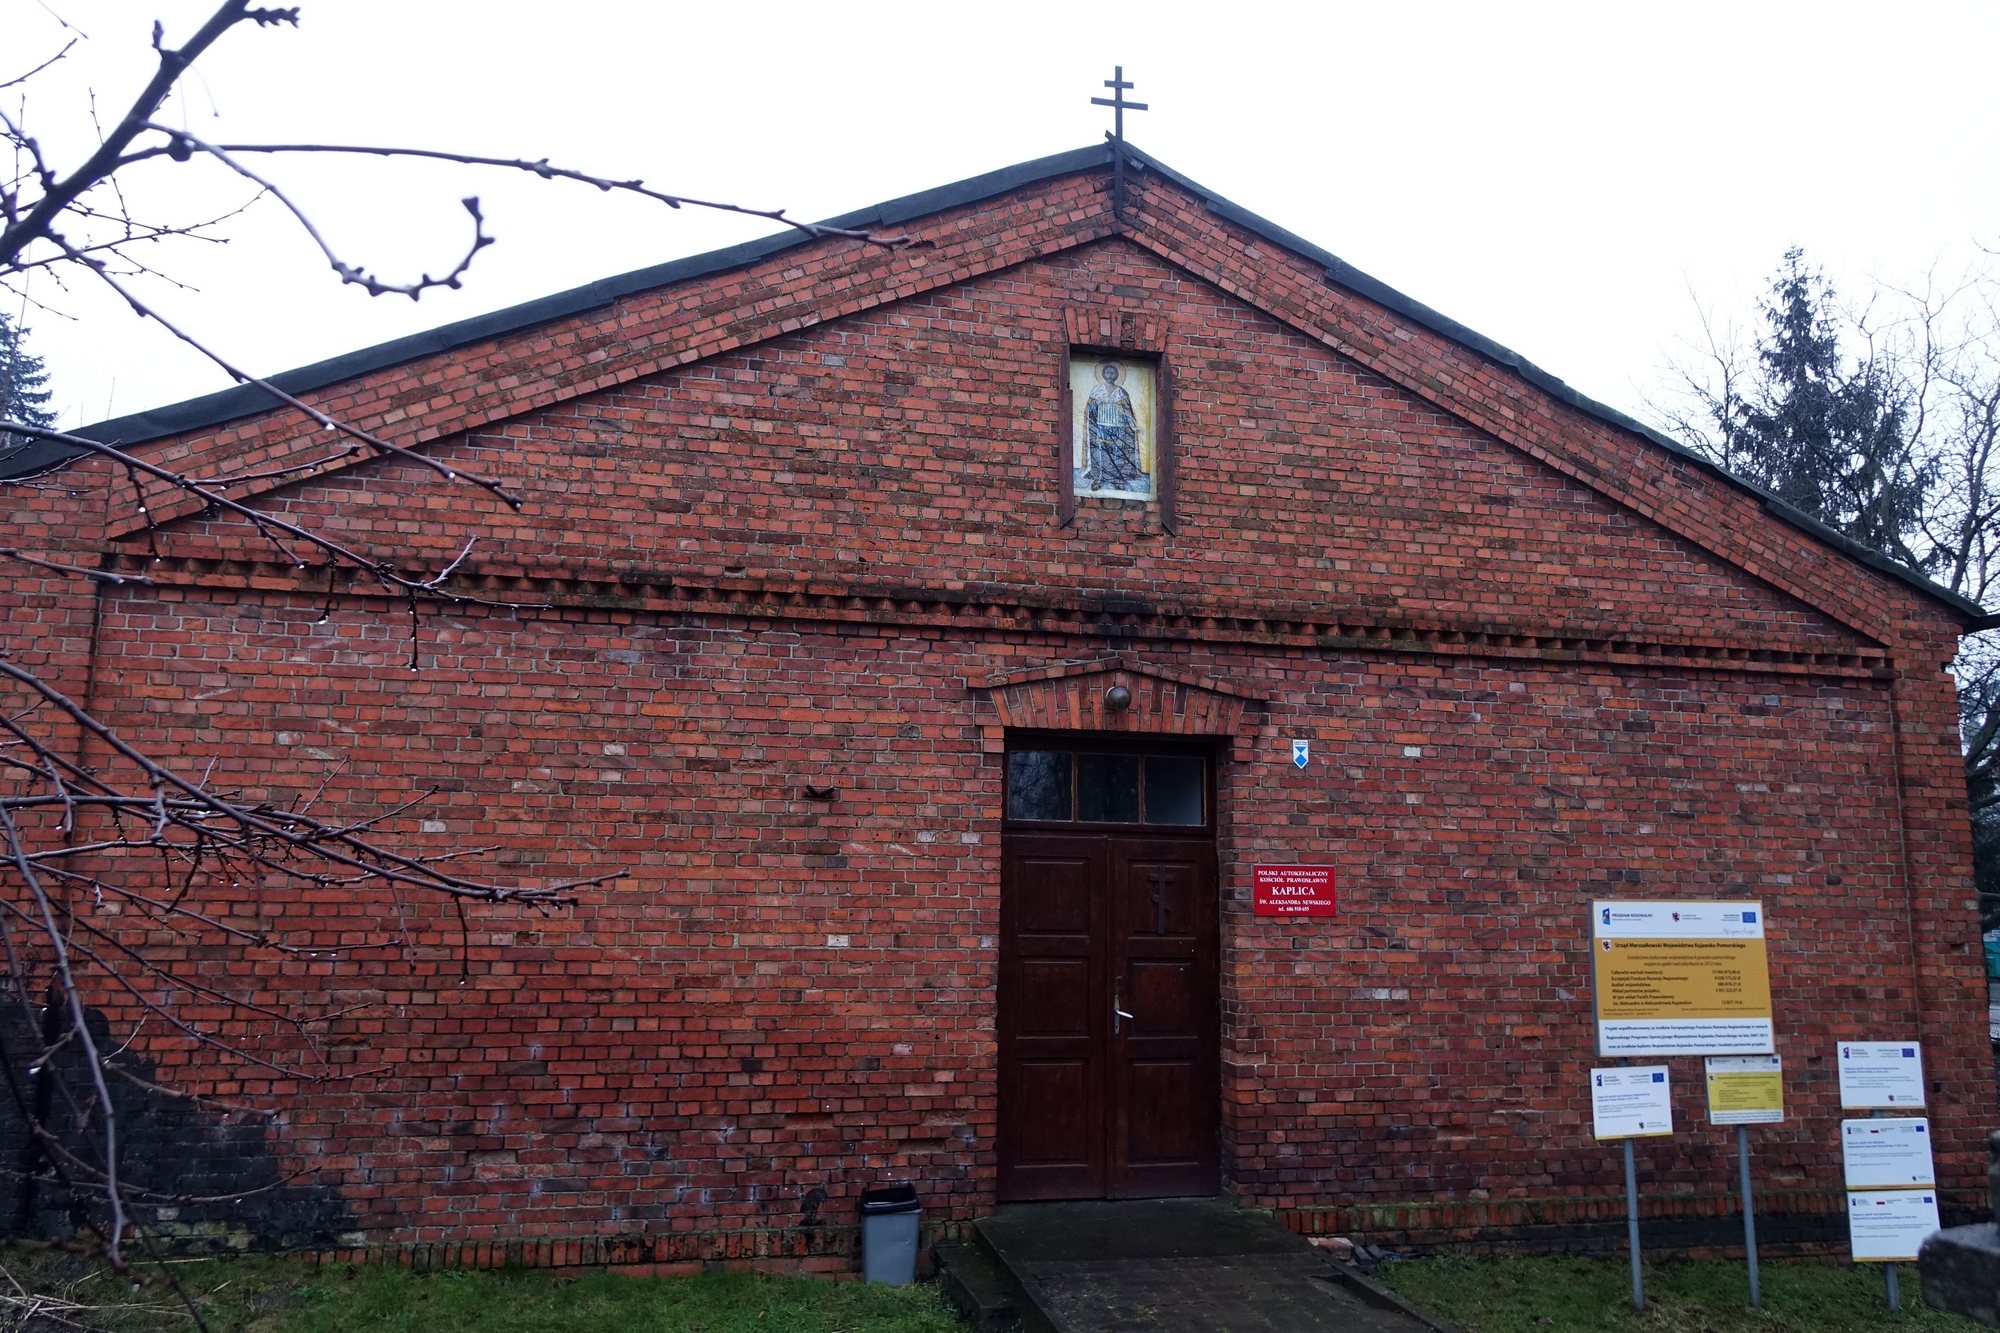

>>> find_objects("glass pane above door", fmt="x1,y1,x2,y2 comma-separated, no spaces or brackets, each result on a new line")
1006,751,1073,822
1143,756,1204,826
1004,748,1207,827
1076,754,1141,823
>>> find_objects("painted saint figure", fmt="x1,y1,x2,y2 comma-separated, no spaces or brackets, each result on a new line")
1084,362,1146,493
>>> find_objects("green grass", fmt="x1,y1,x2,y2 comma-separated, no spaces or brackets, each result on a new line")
1374,1253,1985,1333
0,1253,967,1333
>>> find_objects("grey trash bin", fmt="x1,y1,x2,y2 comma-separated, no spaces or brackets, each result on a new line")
859,1183,920,1285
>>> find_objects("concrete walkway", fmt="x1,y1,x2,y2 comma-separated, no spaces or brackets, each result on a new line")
938,1198,1456,1333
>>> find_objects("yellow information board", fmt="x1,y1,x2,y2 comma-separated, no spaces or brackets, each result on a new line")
1705,1055,1784,1125
1592,901,1774,1056
1596,939,1772,1019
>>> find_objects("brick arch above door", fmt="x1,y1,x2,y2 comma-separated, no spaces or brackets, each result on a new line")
970,653,1268,753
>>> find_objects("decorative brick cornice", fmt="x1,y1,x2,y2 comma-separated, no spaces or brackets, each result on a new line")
103,554,1896,681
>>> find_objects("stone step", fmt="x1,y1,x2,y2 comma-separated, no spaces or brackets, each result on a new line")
935,1240,1024,1332
965,1200,1452,1332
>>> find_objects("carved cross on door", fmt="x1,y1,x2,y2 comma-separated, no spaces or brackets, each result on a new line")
1146,866,1177,935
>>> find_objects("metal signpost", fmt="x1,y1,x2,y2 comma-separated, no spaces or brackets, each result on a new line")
1591,1065,1673,1310
1705,1054,1783,1307
1590,902,1775,1312
1837,1041,1931,1310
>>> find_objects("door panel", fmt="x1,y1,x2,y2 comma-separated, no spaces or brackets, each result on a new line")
998,831,1217,1202
1125,1060,1201,1163
1012,1060,1093,1166
1015,959,1091,1036
1127,960,1194,1035
1013,855,1093,934
1120,856,1201,938
997,841,1106,1200
1108,839,1218,1198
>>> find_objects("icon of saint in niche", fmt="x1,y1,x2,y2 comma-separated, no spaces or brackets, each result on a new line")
1070,356,1154,500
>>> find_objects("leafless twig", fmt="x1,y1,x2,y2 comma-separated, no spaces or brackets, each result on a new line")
132,137,922,249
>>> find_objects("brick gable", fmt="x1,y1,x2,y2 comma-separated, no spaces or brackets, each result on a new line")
84,158,1972,649
129,242,1877,665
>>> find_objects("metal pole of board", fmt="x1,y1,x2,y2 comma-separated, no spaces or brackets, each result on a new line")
1737,1124,1760,1308
1624,1136,1644,1311
1869,1107,1900,1310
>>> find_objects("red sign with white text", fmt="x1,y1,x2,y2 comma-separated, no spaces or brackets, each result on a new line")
1253,865,1337,917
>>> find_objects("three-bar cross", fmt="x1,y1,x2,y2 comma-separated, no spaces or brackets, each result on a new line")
1145,866,1177,935
1091,66,1148,219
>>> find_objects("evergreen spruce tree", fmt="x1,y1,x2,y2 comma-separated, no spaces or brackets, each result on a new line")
0,312,56,458
1668,252,2000,924
1729,249,1931,570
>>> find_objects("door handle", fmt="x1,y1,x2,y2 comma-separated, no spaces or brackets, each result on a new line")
1113,975,1134,1033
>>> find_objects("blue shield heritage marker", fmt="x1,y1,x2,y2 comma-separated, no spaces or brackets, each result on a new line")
1292,739,1309,769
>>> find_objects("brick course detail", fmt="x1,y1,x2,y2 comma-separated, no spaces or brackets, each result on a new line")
0,153,1988,1260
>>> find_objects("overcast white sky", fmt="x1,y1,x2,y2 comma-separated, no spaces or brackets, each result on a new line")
10,2,2000,434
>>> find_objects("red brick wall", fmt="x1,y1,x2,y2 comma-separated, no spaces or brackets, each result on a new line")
0,460,110,764
0,166,1987,1256
57,593,1983,1243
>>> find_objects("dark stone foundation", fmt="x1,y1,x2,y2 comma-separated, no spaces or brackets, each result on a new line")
1920,1129,2000,1326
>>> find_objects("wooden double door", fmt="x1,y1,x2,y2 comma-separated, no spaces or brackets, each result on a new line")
997,832,1220,1201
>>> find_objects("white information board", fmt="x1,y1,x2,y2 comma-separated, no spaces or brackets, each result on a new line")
1841,1118,1937,1189
1591,1065,1673,1139
1846,1189,1942,1262
1837,1041,1925,1109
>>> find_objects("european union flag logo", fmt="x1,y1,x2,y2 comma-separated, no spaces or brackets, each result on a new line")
1651,1072,1664,1082
1742,911,1757,923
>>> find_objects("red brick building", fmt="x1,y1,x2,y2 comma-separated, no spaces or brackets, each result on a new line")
2,143,1993,1264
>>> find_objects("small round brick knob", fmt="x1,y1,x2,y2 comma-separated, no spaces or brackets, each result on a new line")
1105,684,1133,712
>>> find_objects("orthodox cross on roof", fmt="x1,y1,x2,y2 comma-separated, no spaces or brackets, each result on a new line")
1091,65,1148,220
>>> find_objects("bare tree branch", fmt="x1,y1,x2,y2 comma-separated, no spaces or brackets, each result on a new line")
132,138,922,249
0,3,292,272
140,125,497,299
0,39,77,94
